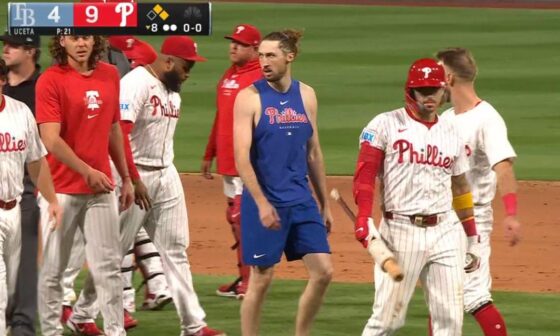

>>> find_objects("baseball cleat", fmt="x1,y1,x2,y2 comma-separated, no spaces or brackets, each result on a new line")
216,277,247,300
66,318,104,336
60,304,73,324
216,277,246,299
124,310,138,330
190,326,227,336
141,292,173,311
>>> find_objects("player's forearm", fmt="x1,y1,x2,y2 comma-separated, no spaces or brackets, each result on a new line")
494,160,518,216
27,158,58,204
108,122,130,181
451,174,477,236
307,146,329,210
203,112,218,160
494,160,517,196
235,154,267,206
120,121,140,182
41,133,90,177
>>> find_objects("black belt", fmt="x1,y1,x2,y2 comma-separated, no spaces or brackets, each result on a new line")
384,211,440,227
0,199,17,210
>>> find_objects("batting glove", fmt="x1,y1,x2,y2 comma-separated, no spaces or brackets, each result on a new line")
355,216,374,248
464,235,481,273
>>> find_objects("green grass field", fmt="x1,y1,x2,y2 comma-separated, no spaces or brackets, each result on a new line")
2,2,560,179
65,273,560,336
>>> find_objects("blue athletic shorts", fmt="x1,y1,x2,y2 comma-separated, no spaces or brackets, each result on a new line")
241,192,331,267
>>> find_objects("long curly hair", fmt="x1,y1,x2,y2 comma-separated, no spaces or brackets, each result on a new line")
49,36,107,70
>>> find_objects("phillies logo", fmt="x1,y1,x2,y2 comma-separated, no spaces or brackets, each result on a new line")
393,139,453,169
150,95,179,118
421,67,432,79
264,107,308,125
85,90,102,110
0,132,27,153
221,78,239,90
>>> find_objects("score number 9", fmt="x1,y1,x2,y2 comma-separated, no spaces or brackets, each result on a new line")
85,5,98,23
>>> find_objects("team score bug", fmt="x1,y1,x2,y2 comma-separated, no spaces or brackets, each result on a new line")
182,23,203,33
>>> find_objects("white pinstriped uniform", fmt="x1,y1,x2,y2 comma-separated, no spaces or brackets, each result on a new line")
360,108,469,336
441,101,516,313
0,95,46,335
71,66,208,335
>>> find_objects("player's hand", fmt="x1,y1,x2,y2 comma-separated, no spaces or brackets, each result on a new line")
47,201,63,232
133,179,152,210
119,178,135,212
84,167,114,193
201,159,213,179
465,235,481,273
354,216,371,248
257,200,281,230
503,215,521,246
322,206,334,234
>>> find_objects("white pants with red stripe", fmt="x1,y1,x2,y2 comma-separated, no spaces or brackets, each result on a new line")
37,192,125,336
362,211,465,336
0,204,22,336
72,164,207,335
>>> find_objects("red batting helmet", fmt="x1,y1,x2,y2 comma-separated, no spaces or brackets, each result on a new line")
406,58,446,89
404,58,446,114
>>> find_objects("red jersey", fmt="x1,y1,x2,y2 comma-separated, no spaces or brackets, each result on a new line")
36,62,120,194
204,58,262,175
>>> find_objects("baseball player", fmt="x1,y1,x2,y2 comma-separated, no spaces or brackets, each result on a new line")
60,36,170,327
35,35,135,336
201,23,263,299
353,58,481,335
437,47,521,336
69,36,225,336
0,59,62,336
1,32,43,336
234,30,333,336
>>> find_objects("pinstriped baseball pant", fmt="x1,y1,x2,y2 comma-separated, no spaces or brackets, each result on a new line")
38,193,125,336
72,164,207,335
362,212,465,336
0,204,22,336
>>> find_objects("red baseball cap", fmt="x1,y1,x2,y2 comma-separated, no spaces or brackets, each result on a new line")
161,36,206,62
225,24,261,46
108,36,157,68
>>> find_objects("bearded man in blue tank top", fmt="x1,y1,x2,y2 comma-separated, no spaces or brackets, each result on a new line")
233,30,334,336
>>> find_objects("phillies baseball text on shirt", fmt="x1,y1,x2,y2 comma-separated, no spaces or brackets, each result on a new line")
393,139,454,168
264,107,309,124
0,132,27,152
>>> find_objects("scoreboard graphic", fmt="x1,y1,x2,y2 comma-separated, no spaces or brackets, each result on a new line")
8,2,212,36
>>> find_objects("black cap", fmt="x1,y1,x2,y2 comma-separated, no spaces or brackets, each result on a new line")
0,32,40,48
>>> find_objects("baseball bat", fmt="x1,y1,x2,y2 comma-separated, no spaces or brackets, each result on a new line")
330,188,404,282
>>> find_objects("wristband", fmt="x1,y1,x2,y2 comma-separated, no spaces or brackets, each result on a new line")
502,193,517,216
461,216,477,237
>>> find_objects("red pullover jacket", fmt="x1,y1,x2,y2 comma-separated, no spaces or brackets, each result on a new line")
204,58,262,175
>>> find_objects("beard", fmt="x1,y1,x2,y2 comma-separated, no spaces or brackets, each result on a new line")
161,70,182,93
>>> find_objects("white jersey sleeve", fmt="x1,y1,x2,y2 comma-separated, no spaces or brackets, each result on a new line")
481,108,516,167
359,114,388,151
25,107,47,163
120,68,150,123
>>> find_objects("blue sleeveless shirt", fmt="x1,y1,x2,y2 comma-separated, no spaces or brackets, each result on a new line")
250,79,314,206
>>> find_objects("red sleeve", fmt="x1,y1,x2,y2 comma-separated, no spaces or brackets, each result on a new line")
111,67,121,124
35,70,62,124
203,112,218,161
353,143,385,218
120,120,140,181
